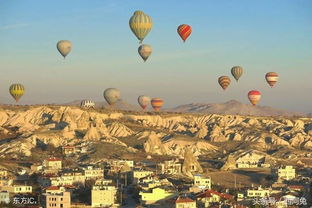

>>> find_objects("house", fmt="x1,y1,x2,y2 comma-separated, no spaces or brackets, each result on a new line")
139,187,176,205
237,193,244,201
247,186,270,198
106,160,134,173
175,196,196,208
277,166,296,181
91,184,117,207
0,177,13,186
41,186,71,208
157,159,182,175
83,166,104,180
50,172,85,187
0,191,9,204
196,189,232,207
62,146,76,155
193,174,211,190
0,169,8,177
43,158,62,174
0,185,32,194
132,170,154,184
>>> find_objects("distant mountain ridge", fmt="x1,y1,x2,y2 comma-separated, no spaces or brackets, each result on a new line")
63,99,306,117
170,100,306,117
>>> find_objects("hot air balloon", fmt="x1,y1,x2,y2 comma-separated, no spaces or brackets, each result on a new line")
248,90,261,106
81,100,95,109
9,84,25,102
103,88,120,105
265,72,279,87
218,76,231,90
151,98,164,111
231,66,243,81
129,11,153,43
138,44,152,62
177,24,192,42
57,40,72,59
138,95,151,110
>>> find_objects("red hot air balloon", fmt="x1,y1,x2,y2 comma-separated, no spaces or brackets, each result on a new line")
265,72,279,87
151,98,164,111
248,90,261,106
177,24,192,42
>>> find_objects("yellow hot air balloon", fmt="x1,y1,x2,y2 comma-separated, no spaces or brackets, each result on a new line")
9,84,25,102
129,11,153,43
57,40,72,59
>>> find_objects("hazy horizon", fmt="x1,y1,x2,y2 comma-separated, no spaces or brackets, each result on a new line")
0,0,311,113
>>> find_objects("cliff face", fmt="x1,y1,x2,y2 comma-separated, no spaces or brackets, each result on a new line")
0,106,311,163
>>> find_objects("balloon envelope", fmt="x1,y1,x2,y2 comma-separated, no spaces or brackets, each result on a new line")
265,72,279,87
129,11,153,43
138,44,152,62
9,83,25,102
231,66,243,81
177,24,192,42
248,90,261,106
138,95,151,109
218,76,231,90
151,98,164,111
103,88,120,105
57,40,72,58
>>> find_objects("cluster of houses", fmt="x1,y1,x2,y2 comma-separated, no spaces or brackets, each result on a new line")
0,155,310,208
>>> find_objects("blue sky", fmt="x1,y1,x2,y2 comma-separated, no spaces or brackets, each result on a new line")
0,0,311,112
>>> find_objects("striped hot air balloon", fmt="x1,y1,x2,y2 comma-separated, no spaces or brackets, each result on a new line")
231,66,243,81
138,44,152,62
177,24,192,42
218,76,231,90
129,11,153,43
151,98,164,111
248,90,261,106
81,100,95,109
138,95,150,110
265,72,279,87
9,83,25,102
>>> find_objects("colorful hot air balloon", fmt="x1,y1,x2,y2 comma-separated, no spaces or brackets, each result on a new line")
138,44,152,62
151,98,164,111
265,72,279,87
129,11,153,43
138,95,151,110
9,84,25,102
57,40,72,59
218,76,231,90
231,66,243,81
81,100,95,109
248,90,261,106
177,24,192,42
103,88,120,105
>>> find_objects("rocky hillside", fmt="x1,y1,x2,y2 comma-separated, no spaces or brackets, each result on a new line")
171,100,306,117
0,105,311,167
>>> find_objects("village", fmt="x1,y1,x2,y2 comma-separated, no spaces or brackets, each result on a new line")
0,144,311,208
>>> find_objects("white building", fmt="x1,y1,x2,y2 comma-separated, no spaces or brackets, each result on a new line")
247,186,270,198
91,185,117,207
277,166,296,181
193,174,211,190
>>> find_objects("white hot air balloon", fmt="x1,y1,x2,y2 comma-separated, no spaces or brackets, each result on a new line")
57,40,72,59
